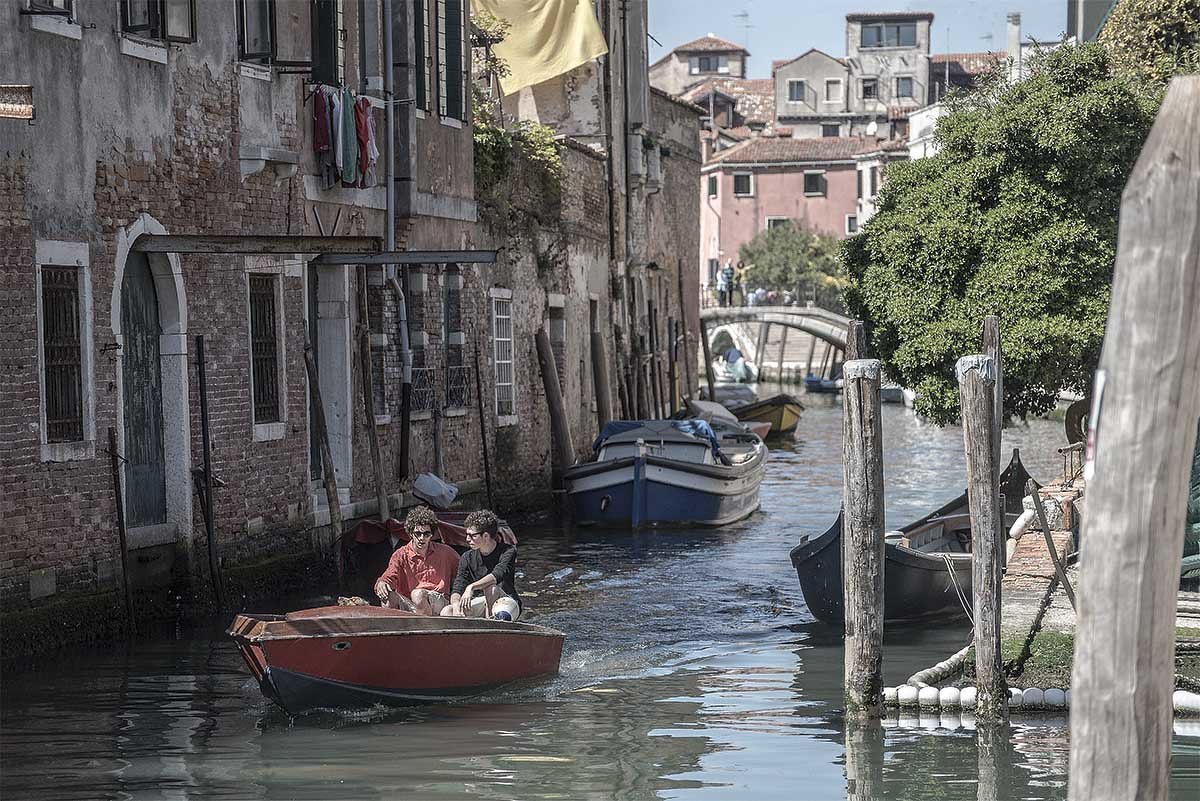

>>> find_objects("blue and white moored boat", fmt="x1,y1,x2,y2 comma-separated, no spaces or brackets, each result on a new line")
565,420,766,528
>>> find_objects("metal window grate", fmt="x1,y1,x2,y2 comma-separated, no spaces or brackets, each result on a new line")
249,274,280,423
41,266,83,443
445,348,468,408
411,348,435,413
492,298,514,417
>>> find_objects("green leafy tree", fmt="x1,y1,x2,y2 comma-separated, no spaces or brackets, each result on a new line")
841,43,1155,424
738,224,845,309
1100,0,1200,85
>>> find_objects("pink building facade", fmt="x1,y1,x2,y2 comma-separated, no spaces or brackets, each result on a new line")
700,136,877,287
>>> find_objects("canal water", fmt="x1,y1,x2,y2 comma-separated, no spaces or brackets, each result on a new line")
3,392,1198,800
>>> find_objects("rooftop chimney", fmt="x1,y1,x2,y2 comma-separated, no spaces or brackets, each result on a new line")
1007,12,1022,82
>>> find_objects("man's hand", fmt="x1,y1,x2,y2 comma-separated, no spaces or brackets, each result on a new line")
457,584,475,616
375,580,391,603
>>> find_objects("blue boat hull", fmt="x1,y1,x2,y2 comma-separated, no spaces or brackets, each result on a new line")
566,452,764,528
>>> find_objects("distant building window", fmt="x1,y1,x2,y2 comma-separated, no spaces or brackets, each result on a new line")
766,217,791,231
825,78,843,102
122,0,196,42
248,274,281,424
787,79,805,102
860,21,916,48
821,123,840,137
803,172,827,196
707,175,718,197
896,76,915,98
415,0,430,110
438,0,466,120
857,168,863,199
733,173,753,197
846,215,859,235
861,78,878,100
870,166,879,197
492,295,515,420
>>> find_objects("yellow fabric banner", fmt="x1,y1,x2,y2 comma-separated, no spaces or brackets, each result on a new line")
475,0,609,96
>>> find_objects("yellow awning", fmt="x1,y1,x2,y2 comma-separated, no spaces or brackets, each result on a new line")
475,0,609,96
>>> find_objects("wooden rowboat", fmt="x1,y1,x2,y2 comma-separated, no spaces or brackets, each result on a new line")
789,449,1035,625
229,605,564,714
730,393,804,436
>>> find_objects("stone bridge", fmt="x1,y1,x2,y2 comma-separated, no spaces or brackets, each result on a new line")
698,305,851,385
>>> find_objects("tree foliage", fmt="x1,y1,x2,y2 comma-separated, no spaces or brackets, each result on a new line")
738,225,845,307
841,43,1154,424
1100,0,1200,85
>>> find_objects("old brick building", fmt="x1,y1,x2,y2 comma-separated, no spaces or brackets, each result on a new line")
1,0,701,638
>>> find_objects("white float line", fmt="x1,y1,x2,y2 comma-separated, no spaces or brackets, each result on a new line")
881,687,1200,717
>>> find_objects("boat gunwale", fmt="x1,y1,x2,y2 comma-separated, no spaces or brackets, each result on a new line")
565,441,767,483
228,615,565,644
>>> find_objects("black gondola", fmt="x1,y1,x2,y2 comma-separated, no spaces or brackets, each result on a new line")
790,449,1036,625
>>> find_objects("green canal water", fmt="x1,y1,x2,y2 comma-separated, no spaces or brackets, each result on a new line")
3,393,1198,800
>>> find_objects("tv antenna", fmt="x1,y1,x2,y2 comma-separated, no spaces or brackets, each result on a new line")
733,7,753,53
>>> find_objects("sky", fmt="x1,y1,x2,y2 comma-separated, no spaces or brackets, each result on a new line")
648,0,1070,78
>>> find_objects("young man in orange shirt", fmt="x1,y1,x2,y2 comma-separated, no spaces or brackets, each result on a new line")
374,506,460,615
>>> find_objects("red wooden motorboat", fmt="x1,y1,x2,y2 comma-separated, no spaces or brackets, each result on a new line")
228,605,565,715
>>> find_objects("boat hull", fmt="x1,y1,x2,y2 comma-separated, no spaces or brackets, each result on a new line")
566,451,764,528
732,394,803,435
789,516,971,624
229,607,564,714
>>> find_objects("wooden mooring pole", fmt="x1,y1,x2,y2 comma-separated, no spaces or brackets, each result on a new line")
356,265,388,521
1069,77,1200,801
590,331,613,427
471,338,496,510
106,426,135,631
699,319,716,401
841,351,885,719
303,338,345,584
535,329,575,491
675,259,694,400
667,318,679,416
194,336,224,609
957,354,1006,722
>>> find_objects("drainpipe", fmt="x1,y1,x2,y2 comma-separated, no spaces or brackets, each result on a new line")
383,0,413,479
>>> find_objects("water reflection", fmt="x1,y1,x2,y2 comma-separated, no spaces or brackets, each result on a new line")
3,397,1198,800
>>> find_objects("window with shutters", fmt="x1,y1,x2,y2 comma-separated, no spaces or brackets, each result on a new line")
36,241,94,462
249,274,282,425
437,0,465,120
491,292,515,424
415,0,431,111
122,0,196,42
804,171,827,196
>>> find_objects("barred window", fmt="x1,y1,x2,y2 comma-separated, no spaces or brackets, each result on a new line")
41,267,84,443
492,297,514,419
249,274,281,423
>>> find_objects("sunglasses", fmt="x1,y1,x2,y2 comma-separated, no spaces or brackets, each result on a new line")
411,530,434,539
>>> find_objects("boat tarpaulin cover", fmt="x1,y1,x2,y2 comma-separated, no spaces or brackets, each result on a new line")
592,420,722,455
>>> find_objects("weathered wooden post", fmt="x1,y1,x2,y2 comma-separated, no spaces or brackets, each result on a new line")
590,331,613,427
667,318,678,415
842,352,885,719
106,427,134,631
303,339,345,583
844,719,884,800
981,316,1003,470
699,319,716,400
676,259,694,400
1069,77,1200,801
355,264,388,521
957,354,1006,722
194,335,224,608
471,339,496,509
775,325,788,383
535,329,576,489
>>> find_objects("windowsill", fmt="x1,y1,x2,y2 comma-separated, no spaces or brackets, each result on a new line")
443,407,468,417
40,439,95,463
239,62,272,82
804,193,827,198
439,117,464,130
410,410,433,421
253,421,287,442
127,523,177,550
369,333,388,347
374,414,392,426
496,414,518,427
120,35,168,64
733,194,754,198
416,109,427,119
29,13,83,40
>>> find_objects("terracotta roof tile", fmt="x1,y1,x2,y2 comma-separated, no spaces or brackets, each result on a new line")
681,77,775,126
708,136,900,165
673,34,749,54
930,51,1006,74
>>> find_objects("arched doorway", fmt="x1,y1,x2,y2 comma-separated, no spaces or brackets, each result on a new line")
111,214,192,563
121,251,167,527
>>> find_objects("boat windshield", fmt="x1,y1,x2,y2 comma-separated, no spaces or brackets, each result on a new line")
598,441,714,464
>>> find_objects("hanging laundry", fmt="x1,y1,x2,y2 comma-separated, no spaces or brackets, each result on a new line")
313,86,330,156
340,87,358,187
354,96,378,189
317,86,339,190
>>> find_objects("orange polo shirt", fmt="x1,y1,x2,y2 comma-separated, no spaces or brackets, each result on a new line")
378,541,460,597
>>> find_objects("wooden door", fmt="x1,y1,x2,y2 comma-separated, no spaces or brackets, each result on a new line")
121,252,167,527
